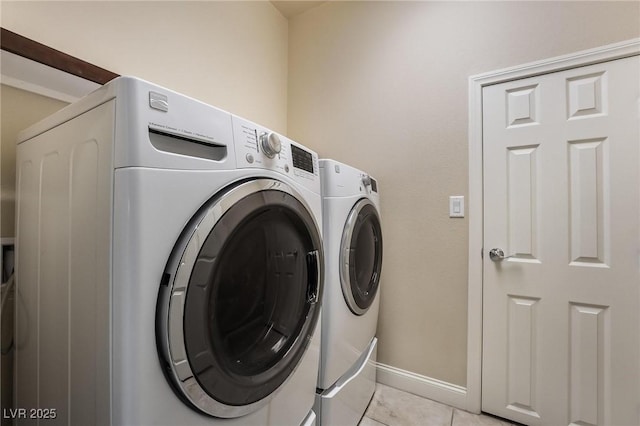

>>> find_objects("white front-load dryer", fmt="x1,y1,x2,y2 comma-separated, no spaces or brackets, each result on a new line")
315,159,383,426
14,76,322,426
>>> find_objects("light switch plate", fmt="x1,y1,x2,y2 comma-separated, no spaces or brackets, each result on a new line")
449,196,464,218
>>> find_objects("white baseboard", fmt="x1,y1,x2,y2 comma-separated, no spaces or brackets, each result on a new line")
376,362,467,411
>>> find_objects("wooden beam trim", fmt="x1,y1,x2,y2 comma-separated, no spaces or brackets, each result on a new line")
1,27,119,85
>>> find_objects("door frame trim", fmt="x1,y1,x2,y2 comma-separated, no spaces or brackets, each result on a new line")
466,38,640,414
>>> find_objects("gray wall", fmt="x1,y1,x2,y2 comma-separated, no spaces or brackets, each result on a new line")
287,1,640,386
1,1,289,133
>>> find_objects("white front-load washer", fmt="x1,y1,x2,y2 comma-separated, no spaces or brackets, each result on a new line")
14,76,323,426
315,159,383,426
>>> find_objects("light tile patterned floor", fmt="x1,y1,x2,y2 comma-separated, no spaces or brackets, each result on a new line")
359,384,516,426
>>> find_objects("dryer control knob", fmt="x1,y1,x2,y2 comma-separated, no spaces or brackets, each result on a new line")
260,132,281,158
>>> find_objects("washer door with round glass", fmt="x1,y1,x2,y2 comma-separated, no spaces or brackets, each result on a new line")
156,178,323,418
340,198,383,316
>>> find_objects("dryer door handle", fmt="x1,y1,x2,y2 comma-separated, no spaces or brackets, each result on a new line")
306,250,320,304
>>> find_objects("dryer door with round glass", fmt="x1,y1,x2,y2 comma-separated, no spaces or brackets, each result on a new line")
156,178,323,418
340,198,383,316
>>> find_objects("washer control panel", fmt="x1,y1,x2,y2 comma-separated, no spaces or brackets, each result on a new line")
232,115,319,182
291,144,315,174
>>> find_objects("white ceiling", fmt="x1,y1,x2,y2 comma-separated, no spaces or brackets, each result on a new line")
271,1,326,19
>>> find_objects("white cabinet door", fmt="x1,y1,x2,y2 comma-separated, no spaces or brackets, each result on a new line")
482,55,639,426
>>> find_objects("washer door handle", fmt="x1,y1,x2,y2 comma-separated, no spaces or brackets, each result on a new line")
306,250,320,304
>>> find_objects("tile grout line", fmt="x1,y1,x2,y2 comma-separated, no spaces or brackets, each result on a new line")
361,415,392,426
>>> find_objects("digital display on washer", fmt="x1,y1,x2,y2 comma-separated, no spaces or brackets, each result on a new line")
370,178,378,193
291,145,314,173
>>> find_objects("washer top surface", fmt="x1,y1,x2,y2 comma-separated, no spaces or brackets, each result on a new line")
18,76,321,196
319,159,380,201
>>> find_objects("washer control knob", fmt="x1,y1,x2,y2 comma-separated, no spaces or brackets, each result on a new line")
362,174,372,187
260,132,281,158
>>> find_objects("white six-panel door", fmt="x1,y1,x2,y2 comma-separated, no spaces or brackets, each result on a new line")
482,55,639,425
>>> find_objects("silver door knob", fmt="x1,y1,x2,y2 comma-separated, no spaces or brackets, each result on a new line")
489,248,511,261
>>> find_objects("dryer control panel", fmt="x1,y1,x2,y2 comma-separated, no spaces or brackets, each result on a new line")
232,116,319,183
